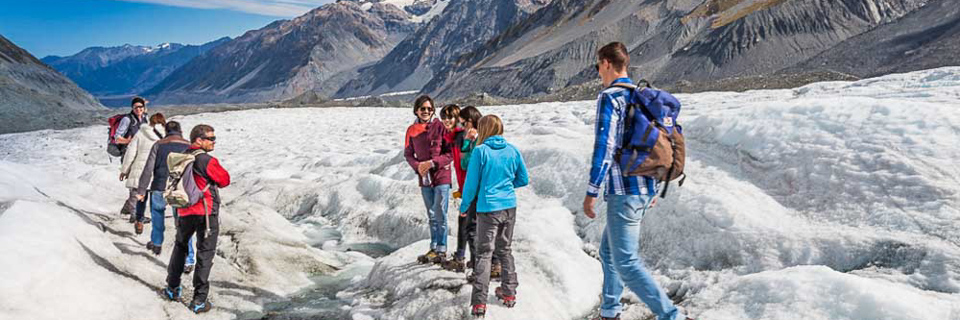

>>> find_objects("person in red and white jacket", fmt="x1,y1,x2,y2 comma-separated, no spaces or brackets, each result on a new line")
162,124,231,314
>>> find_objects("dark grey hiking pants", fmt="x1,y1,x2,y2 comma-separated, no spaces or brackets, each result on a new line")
121,188,138,215
459,200,500,268
121,188,146,220
471,207,518,305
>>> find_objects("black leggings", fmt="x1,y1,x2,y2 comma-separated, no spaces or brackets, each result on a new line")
458,200,499,267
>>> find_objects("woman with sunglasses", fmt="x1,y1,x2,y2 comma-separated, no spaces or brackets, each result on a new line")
404,95,455,264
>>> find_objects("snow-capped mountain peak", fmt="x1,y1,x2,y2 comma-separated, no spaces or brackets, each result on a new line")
354,0,449,23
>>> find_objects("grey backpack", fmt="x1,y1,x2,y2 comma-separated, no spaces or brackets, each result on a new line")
163,149,209,209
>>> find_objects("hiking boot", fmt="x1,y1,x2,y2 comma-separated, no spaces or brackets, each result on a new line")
142,216,151,224
417,249,439,264
490,262,502,280
471,304,486,317
189,300,211,314
146,242,161,255
432,251,447,265
442,256,467,273
128,215,136,223
495,287,516,307
134,221,144,235
184,264,195,275
467,259,474,269
161,286,182,301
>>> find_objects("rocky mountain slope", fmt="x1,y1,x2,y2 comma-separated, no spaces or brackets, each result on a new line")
0,35,105,134
144,1,434,104
333,0,552,98
424,0,930,99
786,0,960,78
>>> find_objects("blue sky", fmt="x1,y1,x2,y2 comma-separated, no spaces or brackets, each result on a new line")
0,0,335,58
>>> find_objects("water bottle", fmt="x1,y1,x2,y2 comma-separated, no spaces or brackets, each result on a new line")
423,171,432,186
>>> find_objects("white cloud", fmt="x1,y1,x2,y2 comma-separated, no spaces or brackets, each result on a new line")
113,0,336,17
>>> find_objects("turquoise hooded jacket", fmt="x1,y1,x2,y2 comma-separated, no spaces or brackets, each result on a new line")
459,135,529,213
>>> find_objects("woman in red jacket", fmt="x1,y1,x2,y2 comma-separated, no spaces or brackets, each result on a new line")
404,96,455,264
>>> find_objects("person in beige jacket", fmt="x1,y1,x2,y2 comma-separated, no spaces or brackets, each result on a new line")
121,113,166,234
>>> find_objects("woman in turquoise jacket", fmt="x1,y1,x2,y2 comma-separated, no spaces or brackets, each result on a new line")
459,115,529,317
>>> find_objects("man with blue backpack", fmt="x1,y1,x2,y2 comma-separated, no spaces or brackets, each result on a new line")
582,42,691,320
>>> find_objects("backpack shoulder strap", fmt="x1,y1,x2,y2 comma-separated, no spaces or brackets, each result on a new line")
190,150,214,186
608,82,659,124
123,113,139,138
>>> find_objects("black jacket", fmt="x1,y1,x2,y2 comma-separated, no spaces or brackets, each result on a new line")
137,132,191,195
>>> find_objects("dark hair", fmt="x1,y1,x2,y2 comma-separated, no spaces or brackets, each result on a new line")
413,95,435,115
597,42,629,72
190,124,215,143
440,104,460,120
459,106,482,129
165,121,181,134
131,96,146,107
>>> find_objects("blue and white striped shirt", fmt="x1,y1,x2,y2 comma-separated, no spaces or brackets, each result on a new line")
586,77,656,197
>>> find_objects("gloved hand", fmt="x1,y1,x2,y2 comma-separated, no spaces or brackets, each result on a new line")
452,191,462,199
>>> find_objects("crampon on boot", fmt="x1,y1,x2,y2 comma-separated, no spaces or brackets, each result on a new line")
442,256,466,272
189,300,212,314
417,249,438,264
495,287,516,308
432,251,447,265
161,286,182,301
471,304,486,317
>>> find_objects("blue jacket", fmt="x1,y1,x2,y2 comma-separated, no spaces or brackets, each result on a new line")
459,135,529,213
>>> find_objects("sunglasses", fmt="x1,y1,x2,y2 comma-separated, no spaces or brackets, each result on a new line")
418,107,434,113
201,136,217,142
133,105,146,109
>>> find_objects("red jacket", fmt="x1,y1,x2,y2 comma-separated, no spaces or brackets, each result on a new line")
445,127,466,191
404,118,453,187
179,147,231,216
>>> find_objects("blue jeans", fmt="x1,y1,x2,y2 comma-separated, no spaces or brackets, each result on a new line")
151,191,196,265
420,184,450,253
599,194,681,320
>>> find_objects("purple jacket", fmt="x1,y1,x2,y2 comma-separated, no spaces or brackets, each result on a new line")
404,118,453,187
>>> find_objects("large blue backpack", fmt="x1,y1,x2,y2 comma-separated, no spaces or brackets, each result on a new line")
611,81,686,197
